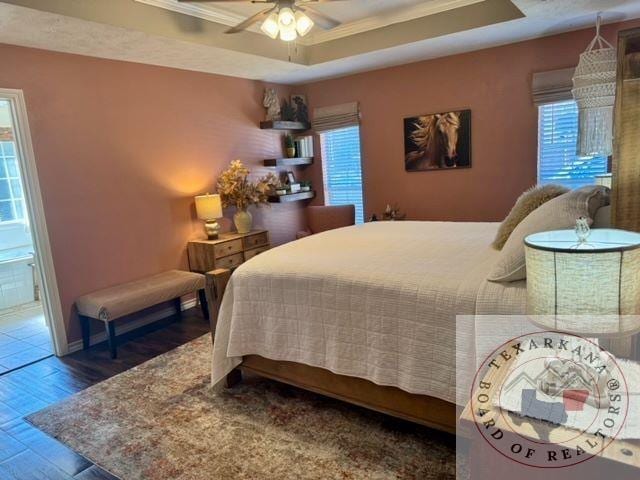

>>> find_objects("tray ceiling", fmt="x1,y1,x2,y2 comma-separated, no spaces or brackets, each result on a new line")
0,0,639,84
135,0,486,44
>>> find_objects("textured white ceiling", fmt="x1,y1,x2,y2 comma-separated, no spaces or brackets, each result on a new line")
209,0,429,24
0,0,639,84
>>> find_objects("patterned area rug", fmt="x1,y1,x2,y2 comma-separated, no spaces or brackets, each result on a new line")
27,335,456,479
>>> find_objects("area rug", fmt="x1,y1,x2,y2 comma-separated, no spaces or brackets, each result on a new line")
27,335,456,479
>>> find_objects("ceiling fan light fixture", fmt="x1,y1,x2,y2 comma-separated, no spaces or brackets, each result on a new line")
261,12,279,39
278,7,296,28
279,25,297,42
295,11,314,37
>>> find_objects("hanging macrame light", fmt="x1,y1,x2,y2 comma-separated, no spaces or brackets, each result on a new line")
572,14,617,157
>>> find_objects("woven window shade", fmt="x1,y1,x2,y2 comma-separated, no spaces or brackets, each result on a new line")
312,102,360,132
531,68,575,106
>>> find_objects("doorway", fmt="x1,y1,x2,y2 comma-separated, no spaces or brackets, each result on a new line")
0,89,66,372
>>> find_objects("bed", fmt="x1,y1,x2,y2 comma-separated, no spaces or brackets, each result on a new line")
207,221,528,433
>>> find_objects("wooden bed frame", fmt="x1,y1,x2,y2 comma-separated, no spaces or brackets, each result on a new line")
204,268,456,434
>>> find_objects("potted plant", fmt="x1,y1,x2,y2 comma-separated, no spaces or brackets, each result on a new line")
217,160,278,234
300,180,312,192
284,134,296,158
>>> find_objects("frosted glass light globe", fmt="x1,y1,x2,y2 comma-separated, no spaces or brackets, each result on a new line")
261,13,279,39
280,26,297,42
295,11,314,36
278,8,295,28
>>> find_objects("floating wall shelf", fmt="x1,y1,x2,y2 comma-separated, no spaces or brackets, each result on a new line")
268,191,316,203
260,120,311,131
263,157,313,167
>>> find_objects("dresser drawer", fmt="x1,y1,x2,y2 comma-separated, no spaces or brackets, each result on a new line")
244,245,270,261
243,232,269,250
214,239,243,259
216,252,243,270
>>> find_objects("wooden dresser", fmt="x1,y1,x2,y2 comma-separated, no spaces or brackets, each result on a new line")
187,230,270,273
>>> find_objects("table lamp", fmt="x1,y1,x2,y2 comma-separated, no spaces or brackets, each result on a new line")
525,226,640,354
195,193,222,240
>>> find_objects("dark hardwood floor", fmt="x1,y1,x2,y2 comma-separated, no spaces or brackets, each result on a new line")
0,308,210,479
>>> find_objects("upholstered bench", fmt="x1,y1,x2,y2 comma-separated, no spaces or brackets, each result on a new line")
75,270,207,358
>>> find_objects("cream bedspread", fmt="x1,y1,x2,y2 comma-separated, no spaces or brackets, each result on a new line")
212,221,526,404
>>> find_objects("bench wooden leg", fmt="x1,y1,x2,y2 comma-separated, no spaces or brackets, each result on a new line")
197,289,209,320
79,315,90,350
105,321,117,359
173,297,182,321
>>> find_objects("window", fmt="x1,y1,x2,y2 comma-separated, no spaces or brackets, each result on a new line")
320,125,364,223
0,140,25,223
538,100,608,188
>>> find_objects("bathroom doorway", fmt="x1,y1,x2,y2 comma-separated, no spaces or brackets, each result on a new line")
0,89,65,372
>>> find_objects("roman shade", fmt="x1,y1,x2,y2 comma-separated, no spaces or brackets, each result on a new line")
531,67,575,106
312,102,360,132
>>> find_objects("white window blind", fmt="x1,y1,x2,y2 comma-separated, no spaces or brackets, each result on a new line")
320,126,364,223
538,100,607,188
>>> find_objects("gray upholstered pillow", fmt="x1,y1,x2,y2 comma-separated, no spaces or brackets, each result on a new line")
487,185,610,283
492,184,569,250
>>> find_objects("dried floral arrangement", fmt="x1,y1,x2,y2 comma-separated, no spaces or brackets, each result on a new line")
217,160,278,211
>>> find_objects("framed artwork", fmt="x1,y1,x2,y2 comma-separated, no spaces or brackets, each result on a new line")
291,94,309,123
403,109,471,172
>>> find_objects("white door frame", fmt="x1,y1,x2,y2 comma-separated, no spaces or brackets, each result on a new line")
1,88,68,355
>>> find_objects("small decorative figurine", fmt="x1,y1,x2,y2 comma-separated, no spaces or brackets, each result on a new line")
281,99,296,122
538,355,612,409
263,88,281,121
291,94,309,123
575,216,591,244
383,204,406,221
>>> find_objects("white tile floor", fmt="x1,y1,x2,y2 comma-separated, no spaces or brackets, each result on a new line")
0,302,52,373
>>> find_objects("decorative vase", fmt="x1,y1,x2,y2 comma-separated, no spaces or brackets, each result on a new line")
234,209,253,234
286,147,297,158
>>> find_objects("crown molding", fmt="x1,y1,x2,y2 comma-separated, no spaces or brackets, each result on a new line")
299,0,486,45
135,0,486,45
134,0,249,27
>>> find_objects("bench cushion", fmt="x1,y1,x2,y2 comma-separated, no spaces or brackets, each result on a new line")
76,270,205,321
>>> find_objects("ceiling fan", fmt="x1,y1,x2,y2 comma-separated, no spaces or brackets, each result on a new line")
177,0,344,41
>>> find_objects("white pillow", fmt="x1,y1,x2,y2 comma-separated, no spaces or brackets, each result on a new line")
487,186,610,282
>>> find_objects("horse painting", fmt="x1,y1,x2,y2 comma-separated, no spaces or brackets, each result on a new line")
404,109,471,171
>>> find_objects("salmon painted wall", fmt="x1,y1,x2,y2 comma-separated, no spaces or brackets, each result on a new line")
0,43,304,345
301,20,640,222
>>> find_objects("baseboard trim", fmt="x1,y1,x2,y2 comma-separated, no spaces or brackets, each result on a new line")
66,298,198,354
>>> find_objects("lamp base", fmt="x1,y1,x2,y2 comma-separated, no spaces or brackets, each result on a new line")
204,220,220,240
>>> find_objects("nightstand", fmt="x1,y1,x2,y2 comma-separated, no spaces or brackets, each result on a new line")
187,230,270,273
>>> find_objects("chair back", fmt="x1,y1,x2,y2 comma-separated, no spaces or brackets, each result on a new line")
307,205,356,234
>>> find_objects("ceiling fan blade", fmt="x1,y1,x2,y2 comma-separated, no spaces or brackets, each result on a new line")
296,5,341,30
225,5,276,33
